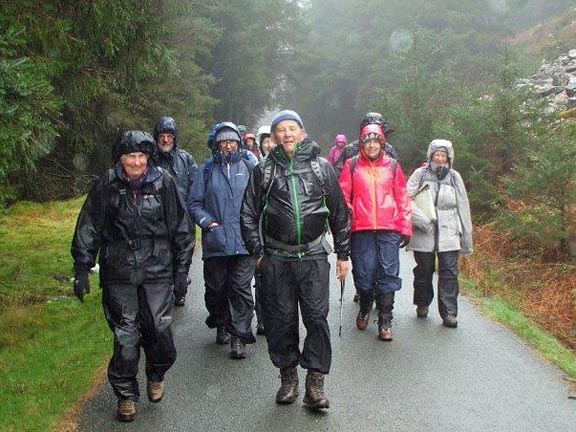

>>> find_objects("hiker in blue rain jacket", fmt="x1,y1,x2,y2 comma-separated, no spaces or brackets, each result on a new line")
188,122,258,360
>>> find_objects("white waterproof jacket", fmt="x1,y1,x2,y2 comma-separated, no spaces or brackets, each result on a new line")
406,140,473,254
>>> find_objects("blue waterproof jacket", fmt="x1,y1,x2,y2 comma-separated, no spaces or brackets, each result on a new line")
188,122,257,259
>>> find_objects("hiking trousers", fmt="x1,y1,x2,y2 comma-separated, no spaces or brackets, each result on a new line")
260,255,331,374
203,255,256,344
351,231,402,325
413,250,460,317
103,282,176,402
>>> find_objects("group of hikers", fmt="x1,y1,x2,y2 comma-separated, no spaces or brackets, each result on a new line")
71,109,473,422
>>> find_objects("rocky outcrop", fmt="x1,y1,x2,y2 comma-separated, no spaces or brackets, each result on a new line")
517,48,576,113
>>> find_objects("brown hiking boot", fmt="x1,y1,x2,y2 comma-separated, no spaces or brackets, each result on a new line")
443,315,458,328
303,371,330,409
147,380,165,403
117,399,136,422
416,305,429,318
378,326,393,341
276,366,299,404
356,310,370,330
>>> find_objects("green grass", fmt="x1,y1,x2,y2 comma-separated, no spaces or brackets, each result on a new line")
0,199,110,432
461,279,576,380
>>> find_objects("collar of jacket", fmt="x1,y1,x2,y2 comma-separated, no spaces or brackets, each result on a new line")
212,149,247,164
269,137,321,168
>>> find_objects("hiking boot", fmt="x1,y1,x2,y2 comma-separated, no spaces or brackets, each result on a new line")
276,366,299,404
230,335,246,360
353,293,359,303
216,326,230,345
378,326,393,341
416,305,429,318
443,315,458,328
256,322,266,336
303,371,330,409
174,296,185,307
117,399,136,422
147,380,165,403
356,310,370,330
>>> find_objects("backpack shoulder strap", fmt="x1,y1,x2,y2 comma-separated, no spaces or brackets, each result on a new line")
261,157,276,197
310,158,325,188
203,159,215,185
349,155,360,175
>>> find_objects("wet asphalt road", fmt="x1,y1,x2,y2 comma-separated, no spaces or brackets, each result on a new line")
77,249,576,431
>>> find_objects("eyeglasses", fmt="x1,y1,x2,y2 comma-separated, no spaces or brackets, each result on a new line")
218,140,238,147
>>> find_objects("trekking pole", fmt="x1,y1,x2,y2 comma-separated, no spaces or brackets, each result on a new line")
339,278,345,337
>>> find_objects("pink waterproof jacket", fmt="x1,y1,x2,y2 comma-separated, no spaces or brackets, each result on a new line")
339,153,412,236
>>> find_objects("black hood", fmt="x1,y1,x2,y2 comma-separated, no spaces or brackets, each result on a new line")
154,116,179,147
112,130,156,163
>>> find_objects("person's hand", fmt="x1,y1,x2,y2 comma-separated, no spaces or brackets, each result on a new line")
207,222,219,230
174,272,189,299
336,259,349,280
73,268,90,302
399,235,411,249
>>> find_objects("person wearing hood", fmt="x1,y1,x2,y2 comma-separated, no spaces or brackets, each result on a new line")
256,125,276,161
153,116,198,306
244,132,261,160
71,131,194,422
327,134,347,166
339,124,412,342
334,112,397,179
188,122,258,360
241,110,351,410
406,139,473,328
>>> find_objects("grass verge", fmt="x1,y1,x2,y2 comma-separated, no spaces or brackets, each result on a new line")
462,278,576,381
0,199,110,432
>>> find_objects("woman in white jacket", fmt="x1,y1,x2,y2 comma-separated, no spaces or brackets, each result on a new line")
406,139,473,328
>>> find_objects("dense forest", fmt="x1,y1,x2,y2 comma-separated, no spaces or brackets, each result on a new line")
1,0,576,258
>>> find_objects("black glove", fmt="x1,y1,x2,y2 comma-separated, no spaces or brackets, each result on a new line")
74,268,91,302
399,235,411,249
174,272,189,299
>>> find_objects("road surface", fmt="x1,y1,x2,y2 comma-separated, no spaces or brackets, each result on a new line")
77,249,576,431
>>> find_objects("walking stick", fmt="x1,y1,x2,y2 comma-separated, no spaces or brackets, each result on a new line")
339,278,345,337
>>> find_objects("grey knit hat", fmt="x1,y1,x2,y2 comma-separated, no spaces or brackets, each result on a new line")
215,128,240,143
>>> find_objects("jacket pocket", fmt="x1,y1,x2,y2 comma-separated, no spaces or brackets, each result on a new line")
204,225,226,254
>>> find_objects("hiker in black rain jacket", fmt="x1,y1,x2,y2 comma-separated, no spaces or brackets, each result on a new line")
240,110,350,410
188,122,257,360
71,130,194,422
153,116,198,306
153,116,198,204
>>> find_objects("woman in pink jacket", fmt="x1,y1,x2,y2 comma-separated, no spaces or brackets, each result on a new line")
339,124,412,341
327,134,347,166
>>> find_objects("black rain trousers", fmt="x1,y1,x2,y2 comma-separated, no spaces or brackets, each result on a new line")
203,255,256,344
260,255,331,374
103,282,176,401
413,250,460,317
